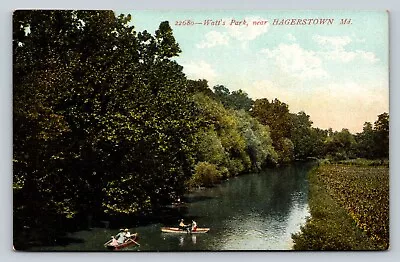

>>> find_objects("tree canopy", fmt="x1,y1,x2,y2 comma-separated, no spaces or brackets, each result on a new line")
13,11,200,238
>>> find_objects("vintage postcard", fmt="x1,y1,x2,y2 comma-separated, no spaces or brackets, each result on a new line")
13,10,389,251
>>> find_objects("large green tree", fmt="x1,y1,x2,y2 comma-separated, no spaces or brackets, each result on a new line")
251,98,294,163
235,110,278,169
290,112,314,160
13,11,200,246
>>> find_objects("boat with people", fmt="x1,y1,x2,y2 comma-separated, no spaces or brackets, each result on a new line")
103,228,140,250
161,227,210,234
162,219,209,234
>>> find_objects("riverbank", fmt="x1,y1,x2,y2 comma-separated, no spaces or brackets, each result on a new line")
292,161,389,250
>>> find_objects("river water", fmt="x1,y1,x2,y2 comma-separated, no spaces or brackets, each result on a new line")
30,162,313,251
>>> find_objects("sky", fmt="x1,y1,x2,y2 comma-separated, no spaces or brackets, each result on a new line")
123,10,389,133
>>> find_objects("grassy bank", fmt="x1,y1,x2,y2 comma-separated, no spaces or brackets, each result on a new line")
292,162,389,250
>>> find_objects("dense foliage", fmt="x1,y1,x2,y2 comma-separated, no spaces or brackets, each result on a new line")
12,11,278,244
252,98,294,163
188,93,277,187
13,11,201,245
292,164,389,250
355,113,389,159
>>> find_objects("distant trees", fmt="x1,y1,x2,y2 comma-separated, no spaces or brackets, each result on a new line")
373,113,389,158
324,129,357,160
309,128,328,158
210,89,389,164
355,113,389,159
355,122,375,159
311,113,390,161
213,85,254,111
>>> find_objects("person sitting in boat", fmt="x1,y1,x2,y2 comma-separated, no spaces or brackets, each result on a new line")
179,219,191,232
115,229,126,244
179,219,186,229
110,236,118,247
124,228,131,241
191,220,197,232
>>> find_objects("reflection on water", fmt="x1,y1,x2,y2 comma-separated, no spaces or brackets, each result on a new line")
30,162,314,251
186,163,312,250
176,235,197,246
191,235,197,244
179,236,184,247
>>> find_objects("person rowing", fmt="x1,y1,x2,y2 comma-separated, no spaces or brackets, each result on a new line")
124,228,131,241
179,219,191,233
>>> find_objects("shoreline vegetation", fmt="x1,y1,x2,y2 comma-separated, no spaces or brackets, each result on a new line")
292,160,389,250
13,10,389,250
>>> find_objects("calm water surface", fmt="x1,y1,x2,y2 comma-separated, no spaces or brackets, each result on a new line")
31,163,314,251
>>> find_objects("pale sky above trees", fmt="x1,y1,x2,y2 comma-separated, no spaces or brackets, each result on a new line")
125,10,388,133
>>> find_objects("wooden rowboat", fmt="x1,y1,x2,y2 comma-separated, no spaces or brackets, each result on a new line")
161,227,210,233
104,234,139,250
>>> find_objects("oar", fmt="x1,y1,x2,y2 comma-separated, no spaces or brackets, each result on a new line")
129,233,140,246
125,231,140,246
131,239,140,246
103,238,113,246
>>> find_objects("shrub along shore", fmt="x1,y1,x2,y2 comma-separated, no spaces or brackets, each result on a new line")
292,160,389,250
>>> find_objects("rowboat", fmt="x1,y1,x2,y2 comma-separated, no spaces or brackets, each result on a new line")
104,234,139,250
161,227,210,233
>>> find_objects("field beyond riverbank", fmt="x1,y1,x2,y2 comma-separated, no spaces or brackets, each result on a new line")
292,161,389,250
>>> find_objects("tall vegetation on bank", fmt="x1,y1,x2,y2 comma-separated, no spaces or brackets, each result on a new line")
189,92,277,187
13,10,389,247
13,11,201,240
292,164,389,250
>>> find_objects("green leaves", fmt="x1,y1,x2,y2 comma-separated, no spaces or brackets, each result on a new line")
251,98,294,163
213,85,254,111
13,10,200,228
189,162,222,188
155,21,181,58
191,92,277,185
